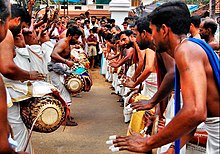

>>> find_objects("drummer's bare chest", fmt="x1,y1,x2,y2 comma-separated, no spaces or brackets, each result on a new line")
60,46,71,58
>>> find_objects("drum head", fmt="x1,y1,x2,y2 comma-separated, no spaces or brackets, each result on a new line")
20,95,65,133
65,74,84,94
67,78,83,92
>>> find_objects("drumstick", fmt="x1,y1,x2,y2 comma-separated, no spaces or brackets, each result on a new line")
23,111,43,152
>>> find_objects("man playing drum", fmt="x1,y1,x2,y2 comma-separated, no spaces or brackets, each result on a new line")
111,1,219,153
49,26,83,126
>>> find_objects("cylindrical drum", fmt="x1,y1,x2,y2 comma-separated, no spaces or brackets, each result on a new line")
20,94,65,133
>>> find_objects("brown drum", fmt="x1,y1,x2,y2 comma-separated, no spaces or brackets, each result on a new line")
64,73,84,94
20,94,65,133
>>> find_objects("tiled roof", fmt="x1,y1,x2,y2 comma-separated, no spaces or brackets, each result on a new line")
192,0,220,16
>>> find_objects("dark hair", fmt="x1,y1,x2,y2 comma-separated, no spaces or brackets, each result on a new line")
122,21,128,25
148,1,190,35
91,16,96,19
66,26,83,37
0,0,10,24
104,33,113,41
190,15,201,28
110,19,115,23
102,16,107,20
203,19,217,34
91,27,98,33
10,24,21,38
67,20,76,28
84,20,90,24
124,17,130,21
80,13,85,18
113,34,120,43
119,30,134,38
11,4,31,25
105,24,112,30
135,17,152,34
85,11,90,16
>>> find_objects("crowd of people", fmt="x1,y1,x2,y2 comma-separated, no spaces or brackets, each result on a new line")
0,0,219,154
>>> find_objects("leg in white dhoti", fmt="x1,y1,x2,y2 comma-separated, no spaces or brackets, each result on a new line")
8,102,32,153
49,71,71,104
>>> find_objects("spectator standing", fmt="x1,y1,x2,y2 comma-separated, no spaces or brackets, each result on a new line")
87,29,98,70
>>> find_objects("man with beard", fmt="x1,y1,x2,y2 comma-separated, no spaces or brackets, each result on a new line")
122,17,157,100
111,1,219,153
48,26,83,126
199,18,219,52
126,17,175,119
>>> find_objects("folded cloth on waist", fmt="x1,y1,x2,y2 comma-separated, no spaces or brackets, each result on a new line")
48,61,71,75
5,80,57,103
205,117,220,154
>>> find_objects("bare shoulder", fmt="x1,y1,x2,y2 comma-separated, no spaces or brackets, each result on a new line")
0,30,14,47
145,48,155,57
174,40,206,73
55,38,68,49
209,40,220,50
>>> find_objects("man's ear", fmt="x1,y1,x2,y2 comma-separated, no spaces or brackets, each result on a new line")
207,28,212,34
141,30,146,37
14,17,21,25
161,24,169,38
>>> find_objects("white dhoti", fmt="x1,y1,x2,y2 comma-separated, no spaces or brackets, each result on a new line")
49,71,72,104
205,117,220,154
5,80,56,103
112,73,118,90
159,93,186,154
41,41,54,64
141,73,157,98
8,102,32,153
123,64,136,97
27,45,48,74
100,53,107,75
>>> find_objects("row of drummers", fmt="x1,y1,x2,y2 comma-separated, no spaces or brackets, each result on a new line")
100,31,207,153
5,41,92,151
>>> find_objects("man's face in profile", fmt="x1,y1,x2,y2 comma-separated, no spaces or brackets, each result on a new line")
149,23,167,53
70,34,80,45
134,26,151,50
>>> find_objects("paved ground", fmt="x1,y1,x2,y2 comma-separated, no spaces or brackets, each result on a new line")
32,68,133,154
